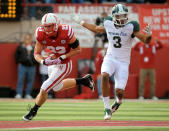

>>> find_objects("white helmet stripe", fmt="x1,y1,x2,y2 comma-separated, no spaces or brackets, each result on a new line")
68,26,74,39
118,4,123,12
53,14,58,23
41,13,60,25
68,25,71,36
44,14,48,23
69,30,74,39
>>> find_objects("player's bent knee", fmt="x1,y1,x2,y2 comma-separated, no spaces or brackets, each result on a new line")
101,72,109,77
40,89,47,93
39,89,48,97
116,88,124,94
116,88,124,99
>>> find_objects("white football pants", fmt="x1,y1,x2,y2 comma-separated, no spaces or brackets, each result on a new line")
41,60,72,92
101,56,129,90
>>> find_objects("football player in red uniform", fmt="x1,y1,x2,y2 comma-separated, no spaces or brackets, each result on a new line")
23,13,95,121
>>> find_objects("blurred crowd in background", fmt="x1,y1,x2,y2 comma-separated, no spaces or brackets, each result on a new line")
24,0,168,20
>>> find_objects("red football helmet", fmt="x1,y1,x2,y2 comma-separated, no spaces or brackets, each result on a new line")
41,13,60,37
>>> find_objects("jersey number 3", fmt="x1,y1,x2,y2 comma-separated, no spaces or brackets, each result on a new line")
113,36,122,48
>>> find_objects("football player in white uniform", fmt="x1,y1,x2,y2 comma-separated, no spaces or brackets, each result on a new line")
72,4,152,120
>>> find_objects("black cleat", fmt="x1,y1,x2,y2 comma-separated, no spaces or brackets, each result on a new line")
22,108,37,122
111,101,121,113
83,74,95,92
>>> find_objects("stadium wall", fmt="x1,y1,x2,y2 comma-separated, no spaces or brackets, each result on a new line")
0,4,168,46
0,4,168,98
0,43,169,99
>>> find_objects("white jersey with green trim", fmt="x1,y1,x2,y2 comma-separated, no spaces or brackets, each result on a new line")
104,20,135,63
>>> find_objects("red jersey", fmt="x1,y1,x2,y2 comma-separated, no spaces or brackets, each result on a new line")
134,40,163,68
35,24,74,64
95,49,105,75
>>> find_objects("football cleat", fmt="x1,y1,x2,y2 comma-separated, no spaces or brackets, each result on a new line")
83,74,95,92
104,108,112,120
111,101,121,113
22,107,37,122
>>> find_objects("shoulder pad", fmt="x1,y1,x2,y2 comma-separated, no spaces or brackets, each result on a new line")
128,21,140,32
104,16,112,21
60,24,74,40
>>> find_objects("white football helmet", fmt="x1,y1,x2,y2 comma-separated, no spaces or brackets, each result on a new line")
112,4,128,26
41,13,60,37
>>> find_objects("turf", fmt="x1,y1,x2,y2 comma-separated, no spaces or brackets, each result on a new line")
0,99,169,131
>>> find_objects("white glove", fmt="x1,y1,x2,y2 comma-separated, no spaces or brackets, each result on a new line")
71,14,84,25
143,24,152,35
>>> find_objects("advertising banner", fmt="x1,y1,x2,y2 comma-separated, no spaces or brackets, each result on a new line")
138,5,169,44
53,4,138,47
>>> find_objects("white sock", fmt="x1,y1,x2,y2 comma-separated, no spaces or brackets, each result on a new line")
103,96,110,109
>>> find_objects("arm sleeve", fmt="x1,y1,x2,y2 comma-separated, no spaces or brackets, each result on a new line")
130,21,140,32
104,16,112,21
103,16,112,27
35,27,43,44
67,25,74,40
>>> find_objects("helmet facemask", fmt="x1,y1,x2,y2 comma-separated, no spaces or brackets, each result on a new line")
112,4,128,26
41,13,60,37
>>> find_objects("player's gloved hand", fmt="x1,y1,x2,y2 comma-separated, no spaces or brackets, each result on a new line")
42,56,61,66
52,57,62,65
71,14,84,25
143,24,152,35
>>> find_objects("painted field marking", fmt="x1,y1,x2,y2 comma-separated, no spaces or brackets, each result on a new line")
0,120,169,129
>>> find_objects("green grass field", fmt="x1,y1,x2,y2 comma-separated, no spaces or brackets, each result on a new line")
0,99,169,131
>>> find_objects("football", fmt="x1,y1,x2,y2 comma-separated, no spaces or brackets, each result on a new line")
50,54,57,60
42,53,57,60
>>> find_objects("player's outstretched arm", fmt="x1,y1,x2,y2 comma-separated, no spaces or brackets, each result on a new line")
72,14,105,34
134,24,152,43
134,31,152,43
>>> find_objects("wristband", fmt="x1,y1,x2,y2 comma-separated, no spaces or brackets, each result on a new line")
40,60,44,65
60,55,66,61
